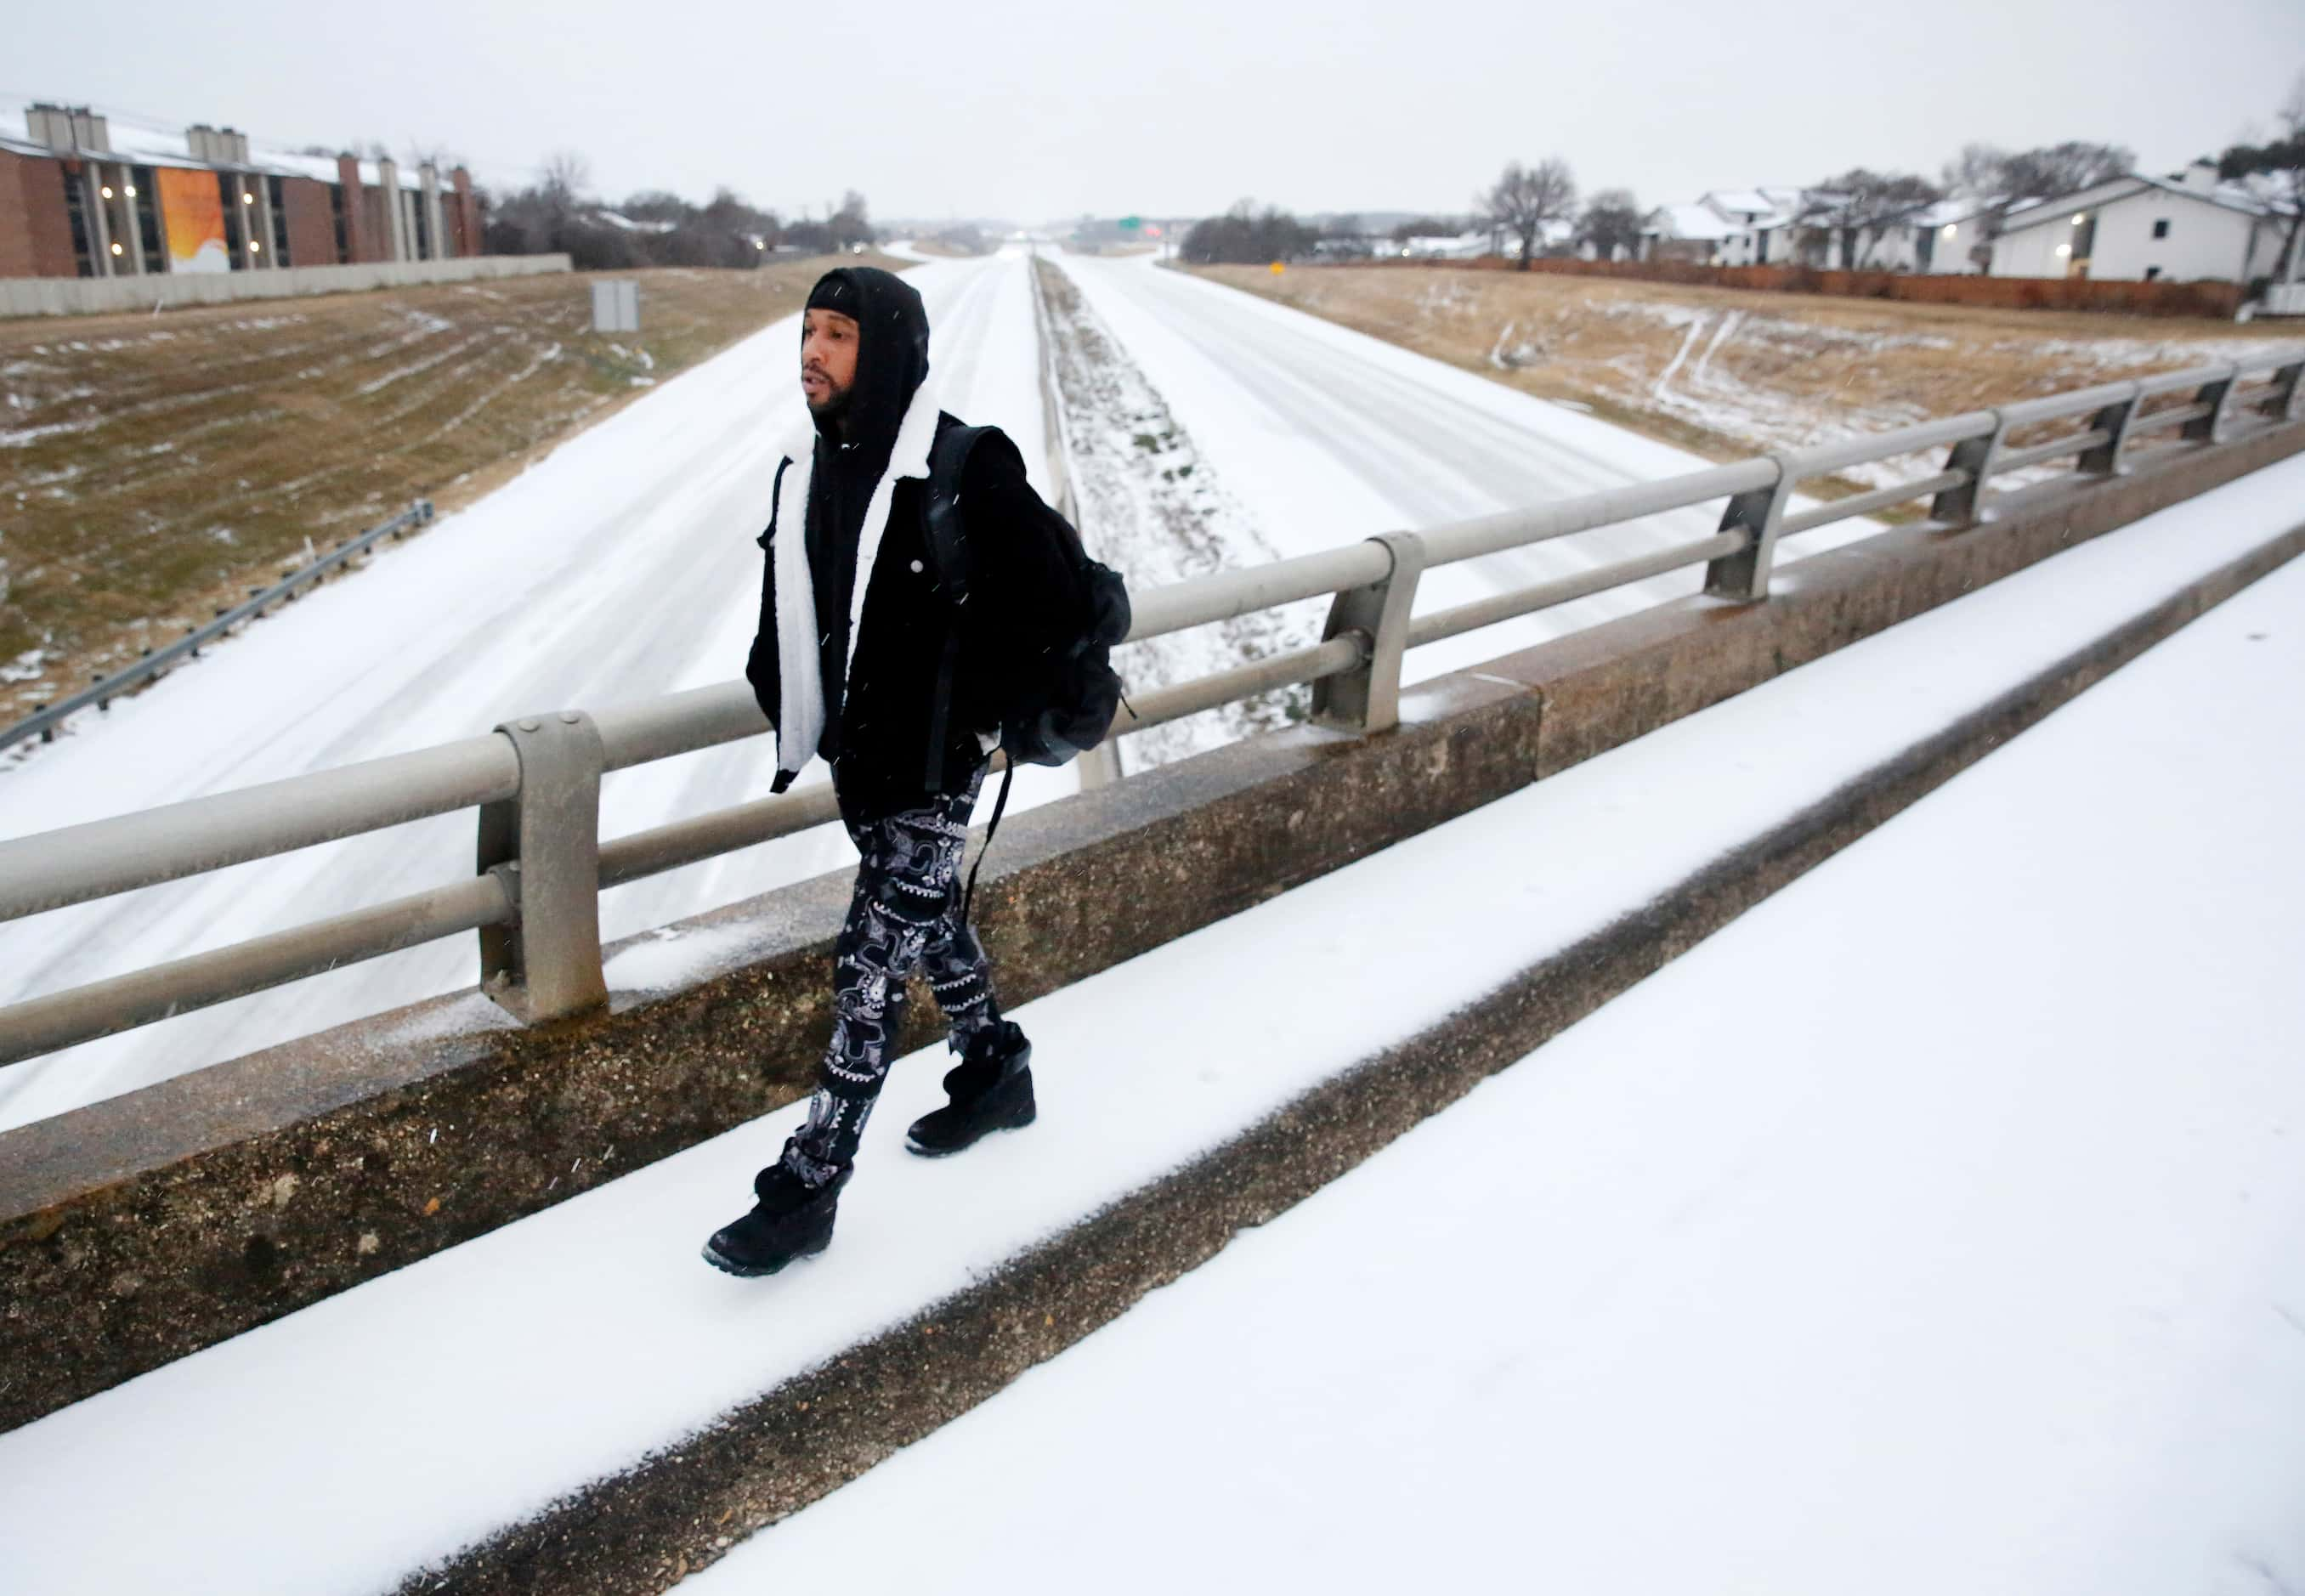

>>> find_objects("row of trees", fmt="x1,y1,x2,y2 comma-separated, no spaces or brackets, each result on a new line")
1470,145,2142,274
479,152,874,271
1473,161,1642,267
1175,100,2302,278
1178,185,1642,268
1179,205,1322,265
1466,83,2305,276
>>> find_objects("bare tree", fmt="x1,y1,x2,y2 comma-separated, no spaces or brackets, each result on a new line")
1181,201,1320,265
1798,170,1942,269
1576,189,1644,261
1389,216,1460,243
403,143,470,174
1938,141,2132,267
829,189,875,249
2219,68,2305,284
540,150,592,219
1480,158,1577,269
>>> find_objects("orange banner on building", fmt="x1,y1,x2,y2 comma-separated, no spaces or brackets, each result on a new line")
156,167,229,274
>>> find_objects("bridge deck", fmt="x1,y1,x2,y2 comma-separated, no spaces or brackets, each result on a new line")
3,455,2302,1592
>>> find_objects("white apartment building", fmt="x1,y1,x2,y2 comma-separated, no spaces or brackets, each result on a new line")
1986,164,2293,283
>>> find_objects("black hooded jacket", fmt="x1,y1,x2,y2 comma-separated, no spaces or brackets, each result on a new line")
798,268,930,765
745,266,1089,823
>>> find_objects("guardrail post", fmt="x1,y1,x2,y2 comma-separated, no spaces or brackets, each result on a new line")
477,710,608,1023
2268,361,2304,427
2079,388,2141,477
1077,742,1124,789
2183,365,2236,444
1311,531,1425,735
1930,410,2006,525
1703,452,1795,601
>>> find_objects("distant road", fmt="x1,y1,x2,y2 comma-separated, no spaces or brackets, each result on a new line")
1055,253,1876,683
0,252,1051,1132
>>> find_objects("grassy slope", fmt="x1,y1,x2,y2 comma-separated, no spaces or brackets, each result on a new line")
1184,263,2295,501
0,254,906,722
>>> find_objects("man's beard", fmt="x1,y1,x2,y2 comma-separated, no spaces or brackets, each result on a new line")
805,374,851,421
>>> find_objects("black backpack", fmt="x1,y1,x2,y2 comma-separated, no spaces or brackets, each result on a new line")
923,423,1131,920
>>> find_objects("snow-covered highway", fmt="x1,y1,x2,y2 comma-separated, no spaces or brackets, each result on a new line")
1054,252,1879,684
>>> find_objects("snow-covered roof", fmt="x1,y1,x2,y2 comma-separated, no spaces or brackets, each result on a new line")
592,210,677,234
1995,173,2294,236
1402,231,1492,258
6,99,439,190
2138,173,2295,217
1702,187,1805,225
1645,202,1736,241
1917,195,1999,229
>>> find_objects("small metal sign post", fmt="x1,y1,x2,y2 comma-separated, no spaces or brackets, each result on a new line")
590,279,640,334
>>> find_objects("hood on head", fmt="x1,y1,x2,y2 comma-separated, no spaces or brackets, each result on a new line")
807,266,930,460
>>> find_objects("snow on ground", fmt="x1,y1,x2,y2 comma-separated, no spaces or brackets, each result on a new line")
0,252,1062,1134
1034,258,1319,767
3,453,2298,1596
1603,298,1948,488
1054,252,1880,688
699,515,2305,1596
1578,299,2289,494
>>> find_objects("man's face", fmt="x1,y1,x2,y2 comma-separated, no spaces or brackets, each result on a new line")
801,308,860,417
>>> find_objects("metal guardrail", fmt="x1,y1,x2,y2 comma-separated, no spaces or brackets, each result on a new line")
1,500,435,756
1,352,2300,1074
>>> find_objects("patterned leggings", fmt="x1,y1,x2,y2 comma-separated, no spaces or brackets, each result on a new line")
784,762,1001,1183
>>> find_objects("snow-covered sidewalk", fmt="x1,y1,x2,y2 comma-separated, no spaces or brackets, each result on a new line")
698,495,2305,1596
2,456,2301,1594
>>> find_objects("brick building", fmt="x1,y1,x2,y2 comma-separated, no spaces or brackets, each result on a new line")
0,102,485,281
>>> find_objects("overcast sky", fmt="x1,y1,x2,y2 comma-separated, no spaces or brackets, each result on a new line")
9,0,2303,224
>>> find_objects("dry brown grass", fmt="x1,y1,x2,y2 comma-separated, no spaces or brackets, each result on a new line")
0,253,907,721
1187,263,2295,484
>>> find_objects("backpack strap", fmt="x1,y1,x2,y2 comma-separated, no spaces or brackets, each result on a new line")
920,424,988,790
756,456,791,550
960,756,1014,930
922,424,989,599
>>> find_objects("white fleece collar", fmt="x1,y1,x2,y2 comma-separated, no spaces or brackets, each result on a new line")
766,376,943,788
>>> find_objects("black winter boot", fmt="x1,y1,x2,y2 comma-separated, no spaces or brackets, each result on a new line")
701,1160,851,1277
906,1022,1035,1157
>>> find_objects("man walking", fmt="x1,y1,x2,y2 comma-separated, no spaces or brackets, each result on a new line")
704,265,1100,1277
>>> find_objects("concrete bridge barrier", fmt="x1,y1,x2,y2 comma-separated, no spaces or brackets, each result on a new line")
0,253,573,319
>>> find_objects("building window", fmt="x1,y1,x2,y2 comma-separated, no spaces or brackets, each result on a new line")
62,167,94,276
2144,266,2162,281
329,183,348,262
132,167,164,271
218,173,249,268
2152,218,2171,239
269,177,291,264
